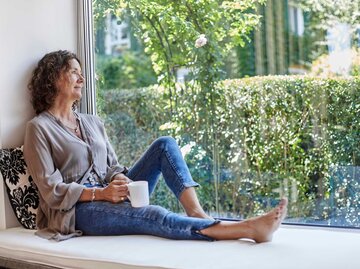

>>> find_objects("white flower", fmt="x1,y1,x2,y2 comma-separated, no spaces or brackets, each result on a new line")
195,34,207,48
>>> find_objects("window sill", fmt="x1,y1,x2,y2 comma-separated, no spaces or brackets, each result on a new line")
0,225,359,269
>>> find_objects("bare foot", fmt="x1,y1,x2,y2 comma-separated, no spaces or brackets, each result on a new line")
245,198,288,243
199,198,288,241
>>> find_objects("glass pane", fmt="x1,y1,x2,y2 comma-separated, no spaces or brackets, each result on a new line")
93,0,360,228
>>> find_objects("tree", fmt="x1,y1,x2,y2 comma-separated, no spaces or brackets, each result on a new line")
94,0,265,97
98,51,157,90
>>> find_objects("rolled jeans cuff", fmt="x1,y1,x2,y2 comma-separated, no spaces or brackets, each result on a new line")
191,219,221,241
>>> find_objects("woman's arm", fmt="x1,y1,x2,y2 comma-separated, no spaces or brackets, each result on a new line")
24,121,85,211
78,179,129,203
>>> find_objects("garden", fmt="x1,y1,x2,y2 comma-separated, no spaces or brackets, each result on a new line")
93,0,360,227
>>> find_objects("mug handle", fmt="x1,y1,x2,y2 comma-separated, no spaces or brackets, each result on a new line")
126,183,131,201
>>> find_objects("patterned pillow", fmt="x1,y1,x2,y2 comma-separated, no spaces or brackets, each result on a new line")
0,146,38,229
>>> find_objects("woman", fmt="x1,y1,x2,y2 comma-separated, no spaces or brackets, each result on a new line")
24,50,287,242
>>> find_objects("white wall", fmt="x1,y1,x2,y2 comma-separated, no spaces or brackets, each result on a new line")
0,0,78,229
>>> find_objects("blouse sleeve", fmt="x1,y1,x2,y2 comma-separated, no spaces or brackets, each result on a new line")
23,121,85,212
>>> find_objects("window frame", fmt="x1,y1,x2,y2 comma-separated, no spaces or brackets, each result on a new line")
84,1,359,230
77,0,97,115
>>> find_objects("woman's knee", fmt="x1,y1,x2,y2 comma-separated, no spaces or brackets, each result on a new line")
143,205,170,221
152,136,177,150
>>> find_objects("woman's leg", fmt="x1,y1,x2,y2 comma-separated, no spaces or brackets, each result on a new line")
75,198,287,243
199,198,288,243
178,187,212,219
75,201,218,240
126,136,210,218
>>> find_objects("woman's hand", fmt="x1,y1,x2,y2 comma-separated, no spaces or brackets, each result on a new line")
111,173,132,185
100,174,133,203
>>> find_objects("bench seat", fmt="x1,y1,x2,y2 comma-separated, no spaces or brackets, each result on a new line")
0,225,359,269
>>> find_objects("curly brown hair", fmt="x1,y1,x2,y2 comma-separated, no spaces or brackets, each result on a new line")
28,50,81,115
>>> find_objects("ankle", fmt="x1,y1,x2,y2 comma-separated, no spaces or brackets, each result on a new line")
187,208,212,219
236,219,255,240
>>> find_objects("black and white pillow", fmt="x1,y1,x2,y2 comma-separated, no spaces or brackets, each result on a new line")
0,147,38,229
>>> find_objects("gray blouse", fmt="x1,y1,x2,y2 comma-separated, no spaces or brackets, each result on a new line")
24,111,125,241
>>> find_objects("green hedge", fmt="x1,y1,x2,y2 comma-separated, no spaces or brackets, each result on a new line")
99,76,360,225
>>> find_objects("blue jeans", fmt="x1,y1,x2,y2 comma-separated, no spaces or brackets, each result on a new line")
75,136,219,240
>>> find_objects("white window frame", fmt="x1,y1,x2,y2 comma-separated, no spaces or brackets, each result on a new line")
77,0,97,115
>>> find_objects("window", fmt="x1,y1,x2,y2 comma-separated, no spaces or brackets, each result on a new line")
288,5,304,36
91,0,360,228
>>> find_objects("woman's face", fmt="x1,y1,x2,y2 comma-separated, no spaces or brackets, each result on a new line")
55,59,84,102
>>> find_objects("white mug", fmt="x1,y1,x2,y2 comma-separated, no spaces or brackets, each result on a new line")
127,181,149,207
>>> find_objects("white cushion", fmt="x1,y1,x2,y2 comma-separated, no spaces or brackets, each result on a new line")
0,226,359,269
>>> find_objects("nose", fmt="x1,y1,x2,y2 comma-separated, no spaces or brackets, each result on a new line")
78,73,85,82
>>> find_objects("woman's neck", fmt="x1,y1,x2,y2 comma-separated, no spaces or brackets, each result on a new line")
48,103,75,122
48,107,81,136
